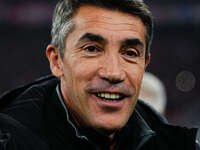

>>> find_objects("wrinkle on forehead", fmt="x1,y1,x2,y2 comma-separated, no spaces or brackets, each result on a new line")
92,24,140,34
75,19,145,37
84,20,141,31
73,5,145,32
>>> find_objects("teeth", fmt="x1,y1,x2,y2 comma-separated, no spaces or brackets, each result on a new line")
97,93,122,100
105,93,110,99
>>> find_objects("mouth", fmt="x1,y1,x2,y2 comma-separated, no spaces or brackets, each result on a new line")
94,92,126,102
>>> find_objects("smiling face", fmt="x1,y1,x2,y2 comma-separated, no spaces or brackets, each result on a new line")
47,5,150,138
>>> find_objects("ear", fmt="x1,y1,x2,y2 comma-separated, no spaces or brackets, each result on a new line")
46,44,63,78
145,53,151,68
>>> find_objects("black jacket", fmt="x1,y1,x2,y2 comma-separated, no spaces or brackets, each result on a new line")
0,75,198,150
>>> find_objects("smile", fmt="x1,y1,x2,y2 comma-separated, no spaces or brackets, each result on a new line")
95,92,125,101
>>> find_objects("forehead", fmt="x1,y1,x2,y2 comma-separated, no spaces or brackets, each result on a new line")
71,5,146,45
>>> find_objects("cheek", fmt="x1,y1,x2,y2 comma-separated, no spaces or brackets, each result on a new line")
126,65,145,93
70,58,100,82
62,58,100,101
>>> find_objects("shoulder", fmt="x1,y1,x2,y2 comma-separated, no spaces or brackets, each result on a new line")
0,113,49,150
0,75,58,150
145,124,198,150
0,75,59,129
136,100,198,150
0,75,59,111
136,100,168,127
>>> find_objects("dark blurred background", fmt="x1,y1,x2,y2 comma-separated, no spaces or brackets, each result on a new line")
0,0,200,127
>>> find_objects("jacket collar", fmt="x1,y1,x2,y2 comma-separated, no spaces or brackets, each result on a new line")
122,108,155,150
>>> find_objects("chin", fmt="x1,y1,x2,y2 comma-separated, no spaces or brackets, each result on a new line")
93,120,126,137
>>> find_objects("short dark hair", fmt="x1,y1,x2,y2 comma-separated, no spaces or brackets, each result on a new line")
51,0,153,59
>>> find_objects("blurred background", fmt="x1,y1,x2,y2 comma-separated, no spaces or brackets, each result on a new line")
0,0,200,127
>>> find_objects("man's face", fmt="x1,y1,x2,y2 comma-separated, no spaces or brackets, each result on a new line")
54,5,149,136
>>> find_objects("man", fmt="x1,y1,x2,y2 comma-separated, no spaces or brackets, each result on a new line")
0,0,199,150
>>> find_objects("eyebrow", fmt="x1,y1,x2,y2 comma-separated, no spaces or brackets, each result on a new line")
121,38,145,53
121,38,144,48
79,33,106,44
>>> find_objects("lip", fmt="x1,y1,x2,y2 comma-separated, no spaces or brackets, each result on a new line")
91,93,127,110
85,81,133,97
88,89,132,98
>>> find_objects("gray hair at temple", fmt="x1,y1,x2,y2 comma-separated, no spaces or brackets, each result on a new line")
50,0,153,59
139,72,167,114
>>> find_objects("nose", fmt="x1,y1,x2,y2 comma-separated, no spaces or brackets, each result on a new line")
98,54,126,84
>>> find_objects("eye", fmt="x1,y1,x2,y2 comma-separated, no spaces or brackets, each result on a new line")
82,45,100,53
83,45,99,53
123,49,138,57
121,48,140,63
81,44,103,57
